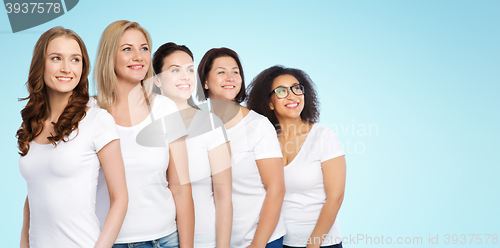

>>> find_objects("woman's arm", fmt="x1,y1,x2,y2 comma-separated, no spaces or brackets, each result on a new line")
307,155,346,248
249,157,286,248
94,140,128,248
208,142,232,248
168,138,194,248
20,196,29,248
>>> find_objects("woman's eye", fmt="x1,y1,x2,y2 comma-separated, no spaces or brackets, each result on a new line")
218,71,225,74
141,47,149,51
172,69,179,73
123,47,131,51
188,69,194,73
232,71,239,74
51,56,61,61
72,58,80,62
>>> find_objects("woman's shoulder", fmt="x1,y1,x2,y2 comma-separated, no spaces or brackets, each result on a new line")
153,94,175,106
83,107,115,127
244,110,278,134
311,123,338,137
246,109,269,123
151,94,178,115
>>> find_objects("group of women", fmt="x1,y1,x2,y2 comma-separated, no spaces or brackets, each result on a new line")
17,20,346,248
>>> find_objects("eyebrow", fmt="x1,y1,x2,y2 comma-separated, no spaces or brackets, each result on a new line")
277,83,300,88
168,64,195,68
216,66,239,70
120,42,148,46
48,52,82,57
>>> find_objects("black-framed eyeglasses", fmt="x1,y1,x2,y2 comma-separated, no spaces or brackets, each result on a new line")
269,84,305,99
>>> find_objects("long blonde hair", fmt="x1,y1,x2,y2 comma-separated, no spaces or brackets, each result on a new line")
95,20,154,110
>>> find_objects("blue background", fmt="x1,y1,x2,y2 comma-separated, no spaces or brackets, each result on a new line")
1,0,499,246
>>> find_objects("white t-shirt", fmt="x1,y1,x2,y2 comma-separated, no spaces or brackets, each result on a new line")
186,110,229,248
227,110,286,248
96,95,187,243
282,124,345,247
19,107,119,248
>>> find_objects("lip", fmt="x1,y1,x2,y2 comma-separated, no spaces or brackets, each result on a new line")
175,83,191,90
127,64,144,70
285,101,300,109
221,84,236,90
56,76,73,83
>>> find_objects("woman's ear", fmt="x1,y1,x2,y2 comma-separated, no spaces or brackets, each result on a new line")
204,81,209,90
269,101,275,110
154,74,162,88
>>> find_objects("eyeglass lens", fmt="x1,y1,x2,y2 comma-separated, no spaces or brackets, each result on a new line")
275,85,304,98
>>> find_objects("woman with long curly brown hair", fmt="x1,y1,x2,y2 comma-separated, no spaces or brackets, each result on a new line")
17,26,128,248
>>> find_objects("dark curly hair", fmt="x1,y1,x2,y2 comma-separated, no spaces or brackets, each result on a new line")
196,47,246,103
152,42,198,109
16,27,90,156
247,65,320,130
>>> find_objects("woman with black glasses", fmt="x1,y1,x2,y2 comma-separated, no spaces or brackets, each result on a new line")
248,65,346,248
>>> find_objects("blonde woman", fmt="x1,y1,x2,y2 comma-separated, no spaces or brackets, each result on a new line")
153,42,232,248
17,27,128,248
94,20,194,248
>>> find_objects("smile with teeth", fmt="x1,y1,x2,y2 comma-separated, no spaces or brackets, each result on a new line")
176,84,190,89
286,102,299,108
56,76,72,82
128,65,143,69
222,85,235,89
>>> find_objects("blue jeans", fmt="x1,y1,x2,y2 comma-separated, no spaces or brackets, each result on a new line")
112,231,179,248
283,242,343,248
266,236,284,248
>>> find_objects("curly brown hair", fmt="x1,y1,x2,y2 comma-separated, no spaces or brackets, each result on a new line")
16,27,90,156
247,65,320,130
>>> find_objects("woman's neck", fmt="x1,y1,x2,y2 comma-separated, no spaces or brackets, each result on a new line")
173,98,192,111
277,116,310,139
211,99,242,128
115,80,141,107
47,91,72,123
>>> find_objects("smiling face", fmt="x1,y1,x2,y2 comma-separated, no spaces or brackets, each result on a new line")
156,51,195,102
114,28,150,85
205,56,242,101
269,74,305,121
43,36,83,97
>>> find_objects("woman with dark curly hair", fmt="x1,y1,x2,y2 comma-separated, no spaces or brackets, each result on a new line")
17,26,128,248
247,65,346,248
197,48,286,248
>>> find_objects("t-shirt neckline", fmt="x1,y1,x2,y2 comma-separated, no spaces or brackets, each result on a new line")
116,95,158,130
31,107,97,146
226,109,254,132
284,123,317,168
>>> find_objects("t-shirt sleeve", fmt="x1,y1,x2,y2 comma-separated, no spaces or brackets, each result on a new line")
319,126,345,163
92,110,120,152
207,114,229,151
253,118,283,160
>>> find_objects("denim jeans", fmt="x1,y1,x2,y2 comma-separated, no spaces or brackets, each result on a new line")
283,242,343,248
266,236,284,248
112,231,179,248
